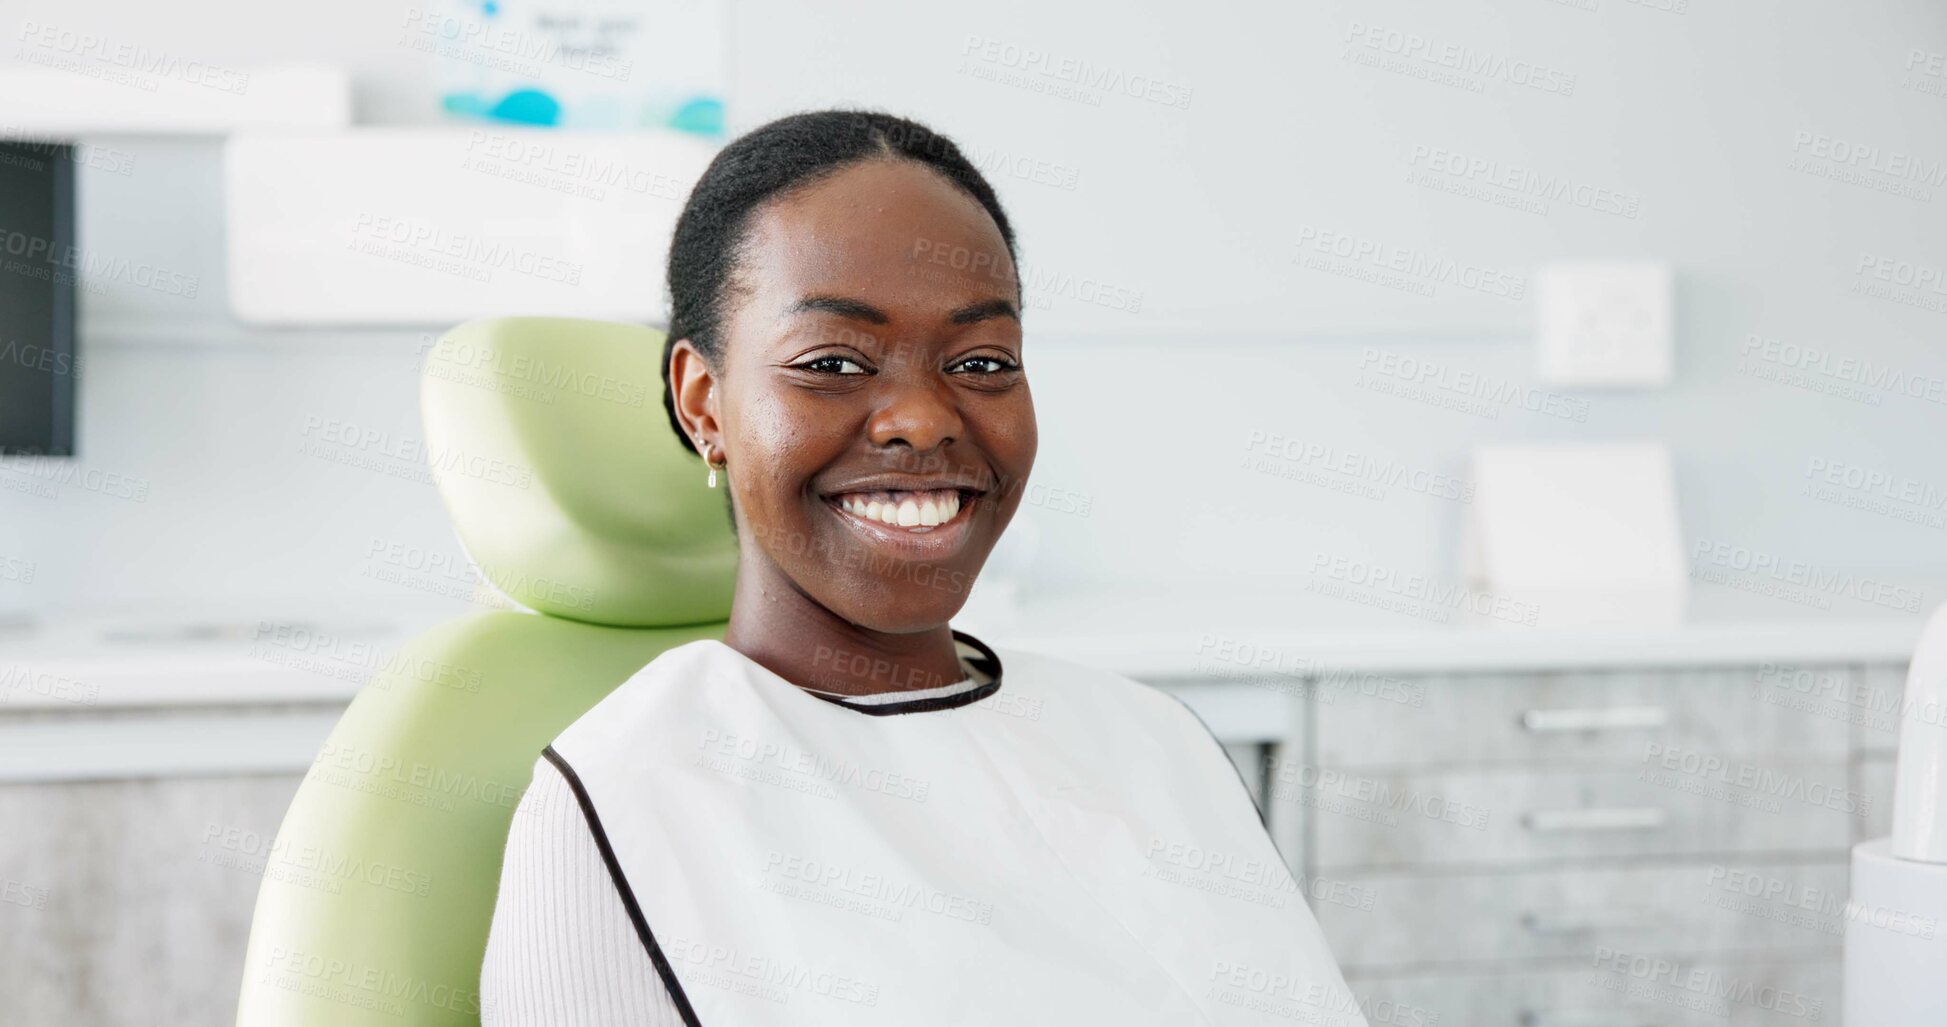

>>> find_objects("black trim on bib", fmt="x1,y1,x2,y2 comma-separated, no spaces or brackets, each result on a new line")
1163,693,1273,833
542,745,703,1027
801,629,1005,716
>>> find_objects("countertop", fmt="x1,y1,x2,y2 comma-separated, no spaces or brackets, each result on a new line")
2,582,1932,712
952,580,1933,677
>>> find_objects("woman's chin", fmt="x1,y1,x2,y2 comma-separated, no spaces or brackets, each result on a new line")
829,593,974,635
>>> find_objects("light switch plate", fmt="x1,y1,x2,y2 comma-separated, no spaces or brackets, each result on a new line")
1535,261,1674,386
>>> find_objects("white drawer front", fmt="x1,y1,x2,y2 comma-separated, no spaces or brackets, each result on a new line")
1345,957,1839,1027
1313,667,1851,769
1287,764,1862,869
1311,860,1847,971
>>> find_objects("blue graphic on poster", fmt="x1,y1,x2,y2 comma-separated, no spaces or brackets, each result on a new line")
420,0,724,136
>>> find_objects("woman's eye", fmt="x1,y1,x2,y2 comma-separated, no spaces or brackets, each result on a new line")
798,355,869,375
952,355,1020,375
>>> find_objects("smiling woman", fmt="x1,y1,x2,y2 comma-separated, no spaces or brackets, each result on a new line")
478,110,1367,1026
663,113,1036,673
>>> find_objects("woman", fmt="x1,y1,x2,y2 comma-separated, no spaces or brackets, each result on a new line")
480,109,1366,1026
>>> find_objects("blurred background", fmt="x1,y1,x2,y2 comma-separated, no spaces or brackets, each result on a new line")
2,0,1944,1023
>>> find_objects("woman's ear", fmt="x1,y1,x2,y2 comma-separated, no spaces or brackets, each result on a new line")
668,338,720,455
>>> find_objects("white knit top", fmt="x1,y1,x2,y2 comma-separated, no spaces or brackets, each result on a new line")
479,653,993,1025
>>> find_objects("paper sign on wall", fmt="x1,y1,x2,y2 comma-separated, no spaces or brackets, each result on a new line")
1461,443,1688,629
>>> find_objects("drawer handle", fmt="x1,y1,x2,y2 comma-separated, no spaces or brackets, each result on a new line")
1520,1012,1650,1027
1520,907,1659,934
1524,807,1667,833
1520,706,1668,733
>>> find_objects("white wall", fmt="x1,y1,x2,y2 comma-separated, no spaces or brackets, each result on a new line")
4,0,1945,618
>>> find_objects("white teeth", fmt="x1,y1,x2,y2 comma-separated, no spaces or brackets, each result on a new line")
835,489,964,532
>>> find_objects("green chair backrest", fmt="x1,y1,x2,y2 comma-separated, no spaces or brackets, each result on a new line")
235,317,738,1026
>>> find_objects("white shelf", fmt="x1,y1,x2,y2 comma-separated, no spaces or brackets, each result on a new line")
224,127,718,325
0,64,349,135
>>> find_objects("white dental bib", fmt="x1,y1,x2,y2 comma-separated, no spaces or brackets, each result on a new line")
544,630,1368,1027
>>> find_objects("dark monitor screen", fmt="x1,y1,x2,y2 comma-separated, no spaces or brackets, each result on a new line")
0,139,77,456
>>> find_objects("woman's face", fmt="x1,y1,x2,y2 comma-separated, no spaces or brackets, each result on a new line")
675,159,1036,634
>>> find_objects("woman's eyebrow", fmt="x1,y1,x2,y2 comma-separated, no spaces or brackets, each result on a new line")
948,298,1020,325
784,295,1020,326
785,295,890,324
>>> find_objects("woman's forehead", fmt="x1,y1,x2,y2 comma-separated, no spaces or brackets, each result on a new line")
737,161,1018,319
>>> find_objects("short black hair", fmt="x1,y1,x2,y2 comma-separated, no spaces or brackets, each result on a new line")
659,109,1021,465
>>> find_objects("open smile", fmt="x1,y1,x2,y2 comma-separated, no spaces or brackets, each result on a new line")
822,488,980,555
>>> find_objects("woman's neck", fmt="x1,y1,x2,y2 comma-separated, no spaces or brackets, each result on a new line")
721,556,967,698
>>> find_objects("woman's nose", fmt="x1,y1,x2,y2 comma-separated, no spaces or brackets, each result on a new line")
865,376,965,454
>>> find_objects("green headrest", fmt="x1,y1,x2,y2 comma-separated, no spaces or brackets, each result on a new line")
420,316,737,627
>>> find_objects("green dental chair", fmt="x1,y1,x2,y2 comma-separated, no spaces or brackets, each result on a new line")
234,317,738,1026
